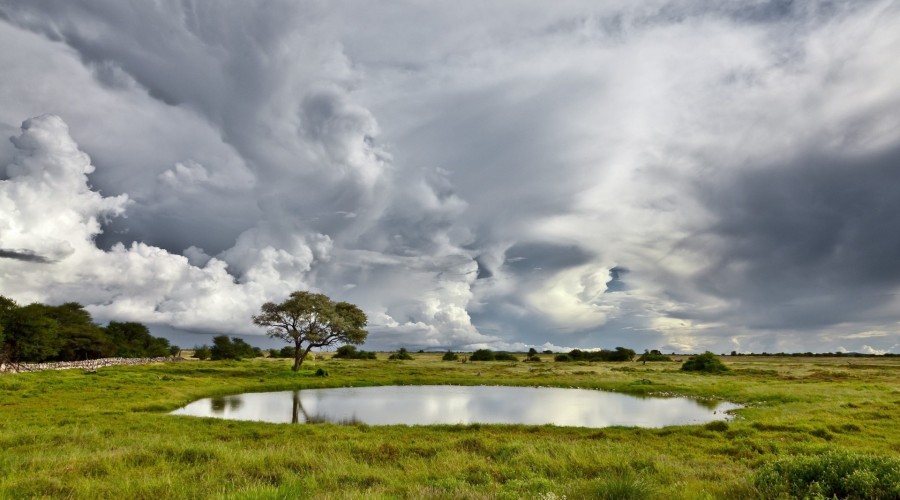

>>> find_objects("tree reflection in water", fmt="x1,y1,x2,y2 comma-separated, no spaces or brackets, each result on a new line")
210,396,243,414
291,390,361,425
291,390,307,424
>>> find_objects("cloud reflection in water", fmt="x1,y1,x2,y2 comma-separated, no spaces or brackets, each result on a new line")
172,385,739,428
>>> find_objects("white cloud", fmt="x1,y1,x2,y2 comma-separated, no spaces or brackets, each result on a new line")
525,265,612,331
0,116,282,332
860,345,887,355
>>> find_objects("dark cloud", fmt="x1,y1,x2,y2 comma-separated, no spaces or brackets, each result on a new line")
504,243,594,274
605,266,628,293
691,145,900,329
0,249,53,263
474,257,493,280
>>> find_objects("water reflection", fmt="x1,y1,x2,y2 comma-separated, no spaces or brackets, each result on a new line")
210,396,243,413
172,385,740,428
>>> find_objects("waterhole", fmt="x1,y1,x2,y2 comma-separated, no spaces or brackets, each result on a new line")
171,385,739,428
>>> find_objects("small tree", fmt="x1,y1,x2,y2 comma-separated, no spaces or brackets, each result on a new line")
442,350,458,361
210,336,258,360
252,291,367,371
210,335,235,360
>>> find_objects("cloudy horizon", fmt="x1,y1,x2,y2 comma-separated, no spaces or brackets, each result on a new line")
1,1,899,354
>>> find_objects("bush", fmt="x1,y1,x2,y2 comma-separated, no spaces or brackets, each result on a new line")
607,347,636,361
192,345,211,360
637,350,672,362
442,351,458,361
469,349,495,361
554,354,573,362
333,345,376,360
565,347,636,362
267,346,296,358
388,348,414,360
525,355,541,362
314,368,328,377
681,351,729,373
494,352,518,362
753,450,900,499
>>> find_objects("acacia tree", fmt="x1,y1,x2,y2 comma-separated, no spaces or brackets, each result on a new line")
252,291,367,371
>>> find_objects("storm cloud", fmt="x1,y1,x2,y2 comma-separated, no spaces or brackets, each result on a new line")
1,1,899,354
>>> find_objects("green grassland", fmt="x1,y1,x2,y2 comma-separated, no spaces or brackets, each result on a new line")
1,354,899,499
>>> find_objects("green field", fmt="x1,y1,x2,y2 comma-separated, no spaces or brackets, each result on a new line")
1,354,899,498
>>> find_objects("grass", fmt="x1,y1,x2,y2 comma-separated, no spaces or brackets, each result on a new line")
1,354,899,498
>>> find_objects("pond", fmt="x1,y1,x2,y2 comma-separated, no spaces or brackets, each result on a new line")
171,385,740,428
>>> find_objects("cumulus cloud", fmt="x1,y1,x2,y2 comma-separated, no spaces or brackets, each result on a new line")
1,1,899,353
0,115,268,331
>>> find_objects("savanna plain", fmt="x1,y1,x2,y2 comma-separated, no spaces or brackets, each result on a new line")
1,354,899,499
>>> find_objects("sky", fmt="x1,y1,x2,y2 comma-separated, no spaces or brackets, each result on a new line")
1,1,899,354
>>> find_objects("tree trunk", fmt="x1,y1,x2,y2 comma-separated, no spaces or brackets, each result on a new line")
292,342,302,371
298,345,314,368
292,343,315,371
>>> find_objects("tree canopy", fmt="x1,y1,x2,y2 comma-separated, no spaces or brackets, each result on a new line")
0,295,176,363
252,291,367,371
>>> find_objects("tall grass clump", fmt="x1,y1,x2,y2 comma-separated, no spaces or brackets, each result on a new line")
752,450,900,499
592,471,656,499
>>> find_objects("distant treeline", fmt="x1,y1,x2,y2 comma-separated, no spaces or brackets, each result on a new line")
728,351,898,357
553,347,637,362
0,296,178,363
